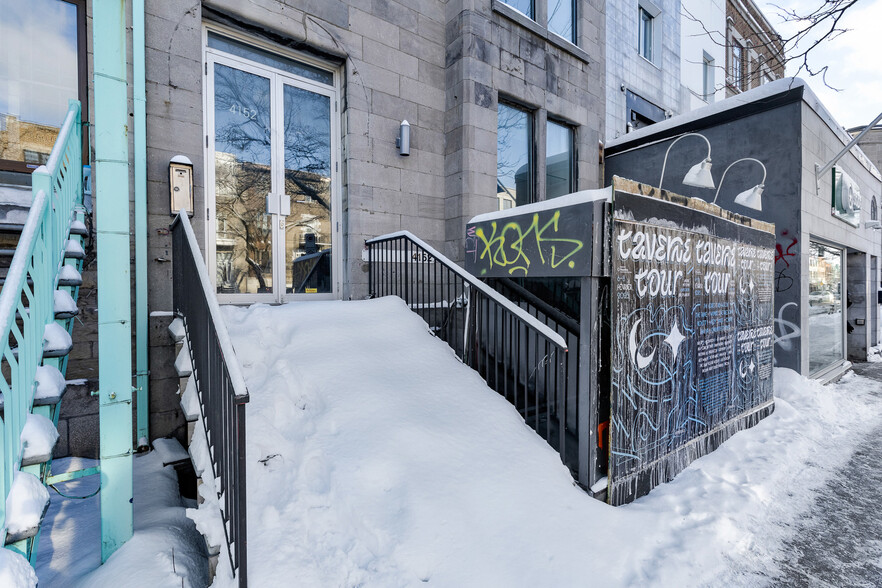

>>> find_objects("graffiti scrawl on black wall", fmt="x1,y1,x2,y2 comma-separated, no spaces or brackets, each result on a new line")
608,190,776,505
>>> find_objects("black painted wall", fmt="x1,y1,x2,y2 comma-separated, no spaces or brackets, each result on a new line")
604,101,804,371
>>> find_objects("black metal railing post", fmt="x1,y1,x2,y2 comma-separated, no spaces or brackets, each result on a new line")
171,213,249,587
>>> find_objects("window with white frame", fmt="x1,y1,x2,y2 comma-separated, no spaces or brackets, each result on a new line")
731,41,743,90
702,52,715,102
638,6,654,62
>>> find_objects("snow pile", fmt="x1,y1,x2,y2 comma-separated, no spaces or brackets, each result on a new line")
35,454,209,587
20,413,58,461
219,297,882,586
0,548,37,587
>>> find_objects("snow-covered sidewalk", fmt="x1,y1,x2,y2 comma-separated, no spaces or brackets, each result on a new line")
205,297,882,587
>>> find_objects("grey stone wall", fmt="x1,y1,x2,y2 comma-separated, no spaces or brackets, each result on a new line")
444,0,605,262
605,0,681,140
55,0,607,456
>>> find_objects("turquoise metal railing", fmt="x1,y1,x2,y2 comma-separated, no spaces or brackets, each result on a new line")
0,100,82,539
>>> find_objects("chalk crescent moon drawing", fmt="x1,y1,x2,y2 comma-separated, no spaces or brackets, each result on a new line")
629,319,655,369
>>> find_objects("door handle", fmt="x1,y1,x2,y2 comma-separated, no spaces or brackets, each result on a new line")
265,193,290,216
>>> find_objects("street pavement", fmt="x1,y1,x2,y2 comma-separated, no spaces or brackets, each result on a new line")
770,361,882,587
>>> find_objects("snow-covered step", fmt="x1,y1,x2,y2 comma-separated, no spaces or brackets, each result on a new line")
168,317,185,343
0,366,67,411
34,365,67,406
20,413,60,467
69,219,88,237
57,264,82,288
4,471,50,545
175,345,192,378
53,289,79,320
42,322,73,358
180,374,199,423
152,437,190,468
11,322,73,359
63,239,85,260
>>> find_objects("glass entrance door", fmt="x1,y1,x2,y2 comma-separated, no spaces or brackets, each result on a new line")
206,36,338,302
282,83,333,294
212,61,274,296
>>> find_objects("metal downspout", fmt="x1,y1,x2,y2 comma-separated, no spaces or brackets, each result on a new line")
93,0,134,561
133,0,149,450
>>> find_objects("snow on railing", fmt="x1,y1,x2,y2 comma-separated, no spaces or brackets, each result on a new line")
171,212,248,586
0,101,82,539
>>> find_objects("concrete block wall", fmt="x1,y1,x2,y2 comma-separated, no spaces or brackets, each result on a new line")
605,0,680,140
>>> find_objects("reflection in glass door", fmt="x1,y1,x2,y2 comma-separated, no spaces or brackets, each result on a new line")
206,36,338,302
283,84,332,294
213,63,273,295
808,241,843,374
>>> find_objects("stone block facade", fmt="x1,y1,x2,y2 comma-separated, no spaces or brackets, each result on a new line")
77,0,606,455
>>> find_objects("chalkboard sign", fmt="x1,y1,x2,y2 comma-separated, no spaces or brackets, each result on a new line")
608,187,776,505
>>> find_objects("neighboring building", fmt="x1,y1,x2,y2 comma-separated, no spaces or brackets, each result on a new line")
605,0,681,139
725,0,785,96
605,78,882,381
851,125,882,173
680,0,726,110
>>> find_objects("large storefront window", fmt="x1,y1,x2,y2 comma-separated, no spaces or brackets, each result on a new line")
808,241,844,374
0,0,84,172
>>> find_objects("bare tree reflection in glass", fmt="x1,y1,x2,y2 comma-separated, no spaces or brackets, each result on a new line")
213,64,273,294
283,85,332,293
497,103,531,210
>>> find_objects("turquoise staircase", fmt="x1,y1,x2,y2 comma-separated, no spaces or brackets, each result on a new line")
0,100,85,563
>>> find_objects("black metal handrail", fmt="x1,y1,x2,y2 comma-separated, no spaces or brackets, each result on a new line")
172,212,248,587
366,231,579,475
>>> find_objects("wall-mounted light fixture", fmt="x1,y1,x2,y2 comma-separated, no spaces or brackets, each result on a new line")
712,157,767,212
396,120,410,156
658,132,715,192
169,155,194,216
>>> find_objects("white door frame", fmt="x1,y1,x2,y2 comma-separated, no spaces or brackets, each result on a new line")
203,25,342,304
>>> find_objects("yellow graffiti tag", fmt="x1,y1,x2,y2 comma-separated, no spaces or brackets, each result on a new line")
474,211,584,275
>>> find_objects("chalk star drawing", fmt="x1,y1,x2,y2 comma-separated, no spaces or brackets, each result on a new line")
629,319,656,369
663,322,685,362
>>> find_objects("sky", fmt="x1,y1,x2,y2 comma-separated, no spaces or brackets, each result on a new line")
764,0,882,130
